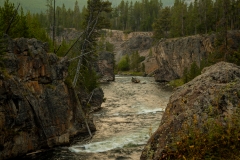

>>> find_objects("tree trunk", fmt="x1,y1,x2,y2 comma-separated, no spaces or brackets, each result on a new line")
73,88,92,137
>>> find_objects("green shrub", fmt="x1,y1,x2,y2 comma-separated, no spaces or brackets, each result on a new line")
117,55,130,71
80,67,99,92
182,61,202,84
106,41,114,52
123,30,132,34
139,56,145,63
169,79,184,88
188,61,201,81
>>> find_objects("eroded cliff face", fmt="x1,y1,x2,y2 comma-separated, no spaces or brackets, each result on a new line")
104,29,158,74
153,31,240,82
0,37,103,159
154,34,215,81
95,51,115,82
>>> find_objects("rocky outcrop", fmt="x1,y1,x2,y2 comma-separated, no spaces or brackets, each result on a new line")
121,35,153,53
103,30,158,74
153,31,240,82
52,28,82,44
141,62,240,159
154,34,215,82
0,37,103,159
95,51,115,82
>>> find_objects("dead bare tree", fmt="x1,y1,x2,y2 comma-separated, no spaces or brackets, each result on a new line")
63,0,112,138
53,0,56,53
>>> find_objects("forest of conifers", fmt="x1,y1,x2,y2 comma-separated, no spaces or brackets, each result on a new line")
1,0,240,40
37,0,240,38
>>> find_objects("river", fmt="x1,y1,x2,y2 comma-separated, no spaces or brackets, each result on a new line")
24,76,172,160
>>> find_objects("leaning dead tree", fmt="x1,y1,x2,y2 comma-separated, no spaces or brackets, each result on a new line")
64,0,112,137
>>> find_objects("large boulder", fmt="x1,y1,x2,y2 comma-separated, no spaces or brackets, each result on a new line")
141,62,240,159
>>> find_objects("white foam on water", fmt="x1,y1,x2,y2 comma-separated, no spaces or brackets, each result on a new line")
68,76,170,154
68,122,159,153
137,108,165,115
130,104,165,115
69,125,158,153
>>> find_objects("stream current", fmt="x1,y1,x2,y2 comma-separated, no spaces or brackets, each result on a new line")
25,76,172,160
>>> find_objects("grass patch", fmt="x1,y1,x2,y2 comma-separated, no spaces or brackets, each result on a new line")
168,79,184,88
162,108,240,160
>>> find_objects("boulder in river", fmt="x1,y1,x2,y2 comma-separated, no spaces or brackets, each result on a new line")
141,62,240,159
131,77,140,83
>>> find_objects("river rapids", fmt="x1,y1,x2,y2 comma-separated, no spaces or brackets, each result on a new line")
24,76,172,160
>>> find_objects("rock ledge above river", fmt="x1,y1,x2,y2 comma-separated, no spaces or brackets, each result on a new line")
0,37,103,160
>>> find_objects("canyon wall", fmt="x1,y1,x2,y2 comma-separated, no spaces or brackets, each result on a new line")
104,29,158,74
106,30,240,81
95,51,115,82
153,34,214,81
153,31,240,82
0,36,103,159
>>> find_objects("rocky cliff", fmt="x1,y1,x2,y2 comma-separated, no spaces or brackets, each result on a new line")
104,29,158,74
154,31,240,82
95,51,115,82
141,62,240,159
0,36,103,159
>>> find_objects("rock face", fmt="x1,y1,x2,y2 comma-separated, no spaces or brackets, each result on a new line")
104,30,158,74
0,37,103,159
96,51,115,82
52,28,82,44
121,35,153,52
154,34,215,82
153,31,240,82
141,62,240,159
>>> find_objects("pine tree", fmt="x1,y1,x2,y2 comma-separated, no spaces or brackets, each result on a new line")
188,61,201,81
153,7,171,39
15,8,29,38
0,0,20,37
73,1,81,30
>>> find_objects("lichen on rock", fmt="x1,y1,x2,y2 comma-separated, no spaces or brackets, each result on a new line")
141,62,240,159
0,37,103,160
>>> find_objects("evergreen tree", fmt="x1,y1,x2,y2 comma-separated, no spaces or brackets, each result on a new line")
188,61,201,81
153,7,170,39
118,55,130,71
73,1,81,30
183,67,189,83
16,8,29,38
0,0,20,37
70,0,112,91
130,51,140,71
